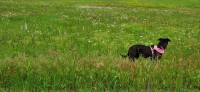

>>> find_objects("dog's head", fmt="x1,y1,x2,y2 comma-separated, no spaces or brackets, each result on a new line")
157,38,171,49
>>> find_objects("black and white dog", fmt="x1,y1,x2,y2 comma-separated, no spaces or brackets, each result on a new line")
121,38,171,61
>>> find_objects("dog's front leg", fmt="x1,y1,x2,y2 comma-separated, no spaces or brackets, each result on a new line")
157,54,162,60
150,57,154,62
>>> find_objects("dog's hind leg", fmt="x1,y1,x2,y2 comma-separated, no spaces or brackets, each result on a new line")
129,53,139,61
128,50,139,61
128,56,134,61
135,52,140,59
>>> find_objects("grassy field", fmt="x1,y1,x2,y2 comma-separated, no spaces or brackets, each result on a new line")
0,0,200,91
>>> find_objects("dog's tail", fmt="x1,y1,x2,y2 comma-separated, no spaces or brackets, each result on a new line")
120,54,128,58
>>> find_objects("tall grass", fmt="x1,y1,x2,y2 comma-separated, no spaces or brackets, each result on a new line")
0,55,199,91
0,0,200,91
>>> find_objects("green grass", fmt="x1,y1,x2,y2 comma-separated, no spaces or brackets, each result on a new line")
0,0,200,91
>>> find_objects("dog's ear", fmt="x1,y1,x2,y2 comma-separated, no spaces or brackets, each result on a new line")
167,38,171,42
158,38,163,41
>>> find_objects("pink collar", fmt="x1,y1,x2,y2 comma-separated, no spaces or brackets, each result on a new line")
154,45,164,54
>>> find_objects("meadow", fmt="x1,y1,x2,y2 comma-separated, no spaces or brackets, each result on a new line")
0,0,200,91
